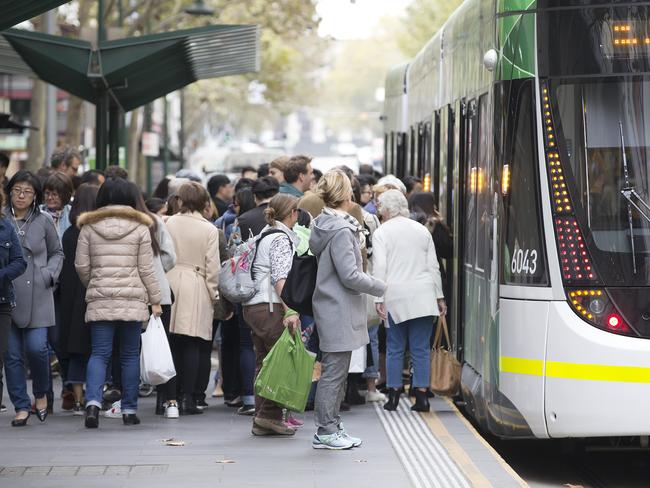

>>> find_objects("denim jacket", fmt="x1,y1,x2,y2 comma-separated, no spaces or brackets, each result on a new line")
0,216,27,306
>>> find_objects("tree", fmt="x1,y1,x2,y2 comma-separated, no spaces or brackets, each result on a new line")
397,0,463,57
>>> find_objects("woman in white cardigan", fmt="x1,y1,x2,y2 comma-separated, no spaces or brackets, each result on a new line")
372,190,446,412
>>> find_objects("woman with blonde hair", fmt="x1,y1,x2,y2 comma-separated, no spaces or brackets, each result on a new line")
243,193,301,436
309,170,386,450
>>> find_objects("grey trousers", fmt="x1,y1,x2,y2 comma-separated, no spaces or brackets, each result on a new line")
314,350,352,435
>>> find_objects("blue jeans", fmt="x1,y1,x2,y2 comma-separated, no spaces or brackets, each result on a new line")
5,325,50,412
86,321,141,414
386,315,434,389
363,324,380,380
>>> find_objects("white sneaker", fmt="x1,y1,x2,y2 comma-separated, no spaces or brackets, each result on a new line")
312,432,354,450
366,390,387,403
103,400,121,418
164,402,179,419
338,422,362,447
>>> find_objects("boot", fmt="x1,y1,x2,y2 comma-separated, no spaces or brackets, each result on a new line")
85,405,100,429
122,413,141,425
155,390,165,416
411,389,430,412
180,394,203,415
383,388,400,411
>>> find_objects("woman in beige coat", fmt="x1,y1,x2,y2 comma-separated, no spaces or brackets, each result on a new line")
165,182,220,414
75,178,162,429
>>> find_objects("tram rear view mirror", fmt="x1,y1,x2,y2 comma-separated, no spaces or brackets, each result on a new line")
483,49,498,72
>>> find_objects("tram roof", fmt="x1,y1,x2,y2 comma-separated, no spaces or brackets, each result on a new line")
0,24,260,111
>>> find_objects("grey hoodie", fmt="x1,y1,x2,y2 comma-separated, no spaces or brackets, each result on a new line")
310,212,386,353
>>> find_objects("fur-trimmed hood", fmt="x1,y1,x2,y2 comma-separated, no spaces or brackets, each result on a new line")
77,205,153,240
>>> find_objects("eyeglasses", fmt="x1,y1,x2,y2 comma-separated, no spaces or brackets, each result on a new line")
11,188,35,197
44,191,60,199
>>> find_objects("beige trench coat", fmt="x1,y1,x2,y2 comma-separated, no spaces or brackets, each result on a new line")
165,211,220,340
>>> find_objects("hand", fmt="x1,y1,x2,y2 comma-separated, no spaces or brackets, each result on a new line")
151,304,163,317
283,314,301,335
437,299,447,317
375,303,387,320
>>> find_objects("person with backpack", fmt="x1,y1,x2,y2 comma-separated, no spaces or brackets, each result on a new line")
309,170,386,450
242,193,301,437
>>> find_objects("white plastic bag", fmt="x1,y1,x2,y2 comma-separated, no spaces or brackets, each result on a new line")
348,345,367,373
140,315,176,385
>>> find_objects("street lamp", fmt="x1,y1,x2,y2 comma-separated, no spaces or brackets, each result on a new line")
185,0,215,16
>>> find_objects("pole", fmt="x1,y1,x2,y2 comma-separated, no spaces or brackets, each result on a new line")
45,10,57,161
163,96,169,177
97,0,106,43
144,103,153,194
108,104,119,165
95,90,108,170
179,88,185,168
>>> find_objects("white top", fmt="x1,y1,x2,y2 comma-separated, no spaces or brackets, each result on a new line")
372,216,444,324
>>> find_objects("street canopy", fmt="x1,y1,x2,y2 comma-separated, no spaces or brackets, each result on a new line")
2,24,260,111
0,0,69,32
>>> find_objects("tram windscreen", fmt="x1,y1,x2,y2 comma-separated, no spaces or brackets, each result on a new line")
554,79,650,286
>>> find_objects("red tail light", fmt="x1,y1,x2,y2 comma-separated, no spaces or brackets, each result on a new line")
555,217,597,283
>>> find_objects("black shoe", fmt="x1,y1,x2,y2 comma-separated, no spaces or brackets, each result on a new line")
377,382,388,394
155,390,165,416
122,414,141,425
103,387,121,404
35,398,48,422
11,411,30,427
85,405,100,428
304,402,314,412
383,388,400,411
411,389,430,412
195,399,209,410
224,396,242,408
180,395,203,415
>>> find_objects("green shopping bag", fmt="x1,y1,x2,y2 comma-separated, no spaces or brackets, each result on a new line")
254,328,316,412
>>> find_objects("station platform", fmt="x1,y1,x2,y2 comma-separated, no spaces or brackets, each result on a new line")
0,391,525,488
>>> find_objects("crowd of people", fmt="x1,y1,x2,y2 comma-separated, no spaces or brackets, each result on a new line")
0,148,452,450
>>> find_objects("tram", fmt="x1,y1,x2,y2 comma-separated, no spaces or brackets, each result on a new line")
383,0,650,439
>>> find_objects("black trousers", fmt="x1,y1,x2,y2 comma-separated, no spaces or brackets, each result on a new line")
219,315,241,399
155,305,177,401
0,303,13,406
170,333,203,399
194,328,214,402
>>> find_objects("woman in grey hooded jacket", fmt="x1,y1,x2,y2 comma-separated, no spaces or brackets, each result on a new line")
309,170,386,450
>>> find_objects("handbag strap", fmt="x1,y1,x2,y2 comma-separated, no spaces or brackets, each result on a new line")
433,315,452,350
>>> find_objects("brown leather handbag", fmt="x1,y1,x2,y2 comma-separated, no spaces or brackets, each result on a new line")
429,315,461,396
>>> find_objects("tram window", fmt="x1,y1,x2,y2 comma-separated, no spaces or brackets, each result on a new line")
464,100,478,268
499,81,549,286
434,112,441,206
476,94,491,273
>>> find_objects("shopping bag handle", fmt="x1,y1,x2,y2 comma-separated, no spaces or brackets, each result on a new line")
433,315,451,350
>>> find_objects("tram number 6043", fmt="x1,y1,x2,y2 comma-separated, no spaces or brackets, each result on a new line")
511,248,538,276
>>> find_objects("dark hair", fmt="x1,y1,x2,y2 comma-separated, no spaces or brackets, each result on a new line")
153,177,171,200
312,168,323,184
0,152,9,168
166,193,181,216
359,164,374,176
235,177,255,193
234,188,256,215
44,172,74,207
145,197,166,214
297,208,311,227
50,146,81,170
6,170,43,207
257,163,269,178
402,175,422,194
69,183,99,226
264,193,298,226
241,166,256,176
251,176,279,200
207,174,230,199
351,177,361,204
72,175,82,191
334,165,355,182
408,192,436,217
135,193,161,256
36,166,55,185
178,181,210,213
104,165,128,180
358,174,376,187
80,169,104,186
96,177,140,209
284,155,311,184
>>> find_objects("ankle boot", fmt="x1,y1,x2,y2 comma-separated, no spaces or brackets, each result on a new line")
180,394,203,415
123,413,141,425
383,388,400,411
155,390,165,416
85,405,99,428
411,389,430,412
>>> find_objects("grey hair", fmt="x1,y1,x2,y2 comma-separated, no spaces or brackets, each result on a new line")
378,189,410,219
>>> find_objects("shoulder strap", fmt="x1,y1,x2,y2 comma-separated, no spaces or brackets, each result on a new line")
250,228,286,280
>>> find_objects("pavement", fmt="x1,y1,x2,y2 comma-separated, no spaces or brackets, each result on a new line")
0,389,412,488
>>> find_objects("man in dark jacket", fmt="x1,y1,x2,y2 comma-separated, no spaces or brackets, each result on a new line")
207,174,233,217
237,176,279,239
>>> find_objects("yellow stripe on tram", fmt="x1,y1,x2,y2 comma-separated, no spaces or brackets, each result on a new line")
500,356,650,383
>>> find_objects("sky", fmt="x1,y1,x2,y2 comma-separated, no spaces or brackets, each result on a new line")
316,0,413,40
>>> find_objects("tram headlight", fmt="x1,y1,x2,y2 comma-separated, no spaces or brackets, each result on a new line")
589,297,605,315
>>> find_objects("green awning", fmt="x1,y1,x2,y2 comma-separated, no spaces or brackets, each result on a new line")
2,24,260,111
0,1,69,32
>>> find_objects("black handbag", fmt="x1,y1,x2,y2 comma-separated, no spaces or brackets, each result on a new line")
280,252,317,316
